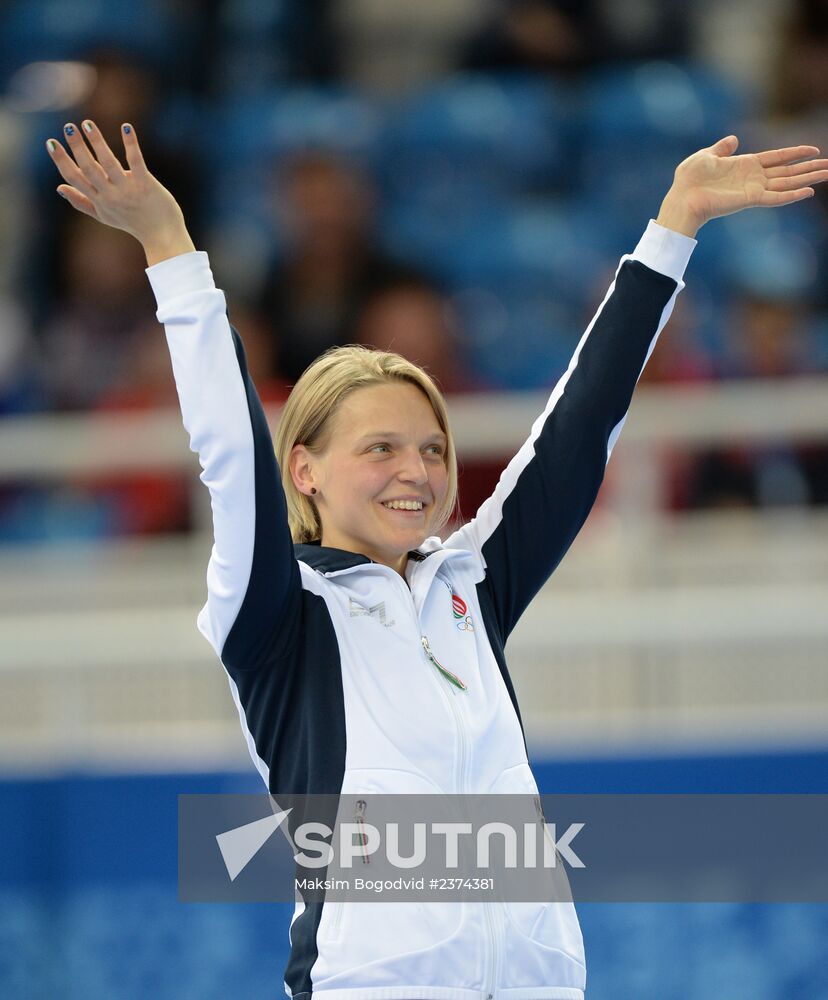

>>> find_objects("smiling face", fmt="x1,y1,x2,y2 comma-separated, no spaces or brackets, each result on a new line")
289,381,450,575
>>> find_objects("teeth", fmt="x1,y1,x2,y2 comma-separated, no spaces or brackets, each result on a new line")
383,500,423,510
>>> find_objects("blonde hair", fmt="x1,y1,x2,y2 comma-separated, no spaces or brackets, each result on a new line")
274,345,459,544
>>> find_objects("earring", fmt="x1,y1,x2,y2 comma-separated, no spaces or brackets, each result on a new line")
310,487,317,495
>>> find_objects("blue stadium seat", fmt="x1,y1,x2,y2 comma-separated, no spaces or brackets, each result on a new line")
384,194,622,291
717,202,824,300
0,0,182,82
208,86,383,171
450,275,587,390
584,61,749,144
378,72,578,208
381,193,626,389
212,0,336,97
579,61,752,228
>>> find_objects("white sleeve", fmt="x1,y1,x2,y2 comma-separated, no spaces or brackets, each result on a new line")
146,251,258,657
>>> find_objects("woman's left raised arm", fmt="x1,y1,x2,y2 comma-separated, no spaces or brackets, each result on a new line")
445,136,828,643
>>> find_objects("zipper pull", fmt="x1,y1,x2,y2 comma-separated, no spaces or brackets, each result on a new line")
355,798,370,865
421,635,468,691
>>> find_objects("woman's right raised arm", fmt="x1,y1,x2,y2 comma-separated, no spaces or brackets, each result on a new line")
46,120,301,671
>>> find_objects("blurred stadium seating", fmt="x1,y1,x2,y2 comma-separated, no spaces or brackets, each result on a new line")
2,1,828,996
0,0,188,82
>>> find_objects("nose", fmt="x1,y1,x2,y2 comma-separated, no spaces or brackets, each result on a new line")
396,447,428,485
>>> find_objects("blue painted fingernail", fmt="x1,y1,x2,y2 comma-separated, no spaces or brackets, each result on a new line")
64,124,75,136
123,123,132,134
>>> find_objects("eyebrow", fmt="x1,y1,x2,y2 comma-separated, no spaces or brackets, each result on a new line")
357,431,448,444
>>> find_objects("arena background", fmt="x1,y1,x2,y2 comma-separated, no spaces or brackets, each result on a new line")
1,1,827,997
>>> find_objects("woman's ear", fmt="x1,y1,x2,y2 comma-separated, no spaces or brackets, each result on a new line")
289,444,317,497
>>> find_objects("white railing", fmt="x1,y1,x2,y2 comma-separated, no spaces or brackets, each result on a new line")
2,377,828,476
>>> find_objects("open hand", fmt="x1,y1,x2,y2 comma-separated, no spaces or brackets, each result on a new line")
45,120,194,261
657,135,828,237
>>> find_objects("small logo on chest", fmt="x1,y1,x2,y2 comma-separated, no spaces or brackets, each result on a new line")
448,587,474,632
348,598,396,628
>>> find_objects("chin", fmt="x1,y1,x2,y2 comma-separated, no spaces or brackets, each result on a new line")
386,528,427,555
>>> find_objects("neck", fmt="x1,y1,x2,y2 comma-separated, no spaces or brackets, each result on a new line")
318,535,408,577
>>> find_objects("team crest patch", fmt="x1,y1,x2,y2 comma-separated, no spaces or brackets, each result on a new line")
449,588,474,632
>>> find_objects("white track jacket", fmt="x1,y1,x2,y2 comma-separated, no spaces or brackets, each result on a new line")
147,220,695,1000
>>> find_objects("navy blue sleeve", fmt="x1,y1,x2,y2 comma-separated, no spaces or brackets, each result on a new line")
445,257,682,642
220,326,303,673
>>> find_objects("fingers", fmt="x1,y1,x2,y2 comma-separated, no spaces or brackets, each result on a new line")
766,157,828,179
60,122,110,190
45,133,100,201
56,184,100,220
120,123,148,175
79,120,126,183
757,145,820,168
45,118,146,207
767,168,828,193
759,188,815,208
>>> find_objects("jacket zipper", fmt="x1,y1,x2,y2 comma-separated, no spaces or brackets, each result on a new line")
419,635,469,793
483,900,501,999
355,798,370,865
421,600,502,996
421,635,468,691
326,798,370,938
325,894,343,936
403,575,500,992
421,629,495,992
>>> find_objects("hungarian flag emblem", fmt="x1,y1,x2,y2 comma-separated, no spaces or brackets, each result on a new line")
451,593,467,619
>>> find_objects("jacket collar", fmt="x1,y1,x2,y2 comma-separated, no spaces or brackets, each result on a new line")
295,541,432,575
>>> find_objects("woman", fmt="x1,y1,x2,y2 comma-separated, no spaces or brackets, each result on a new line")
47,121,825,999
